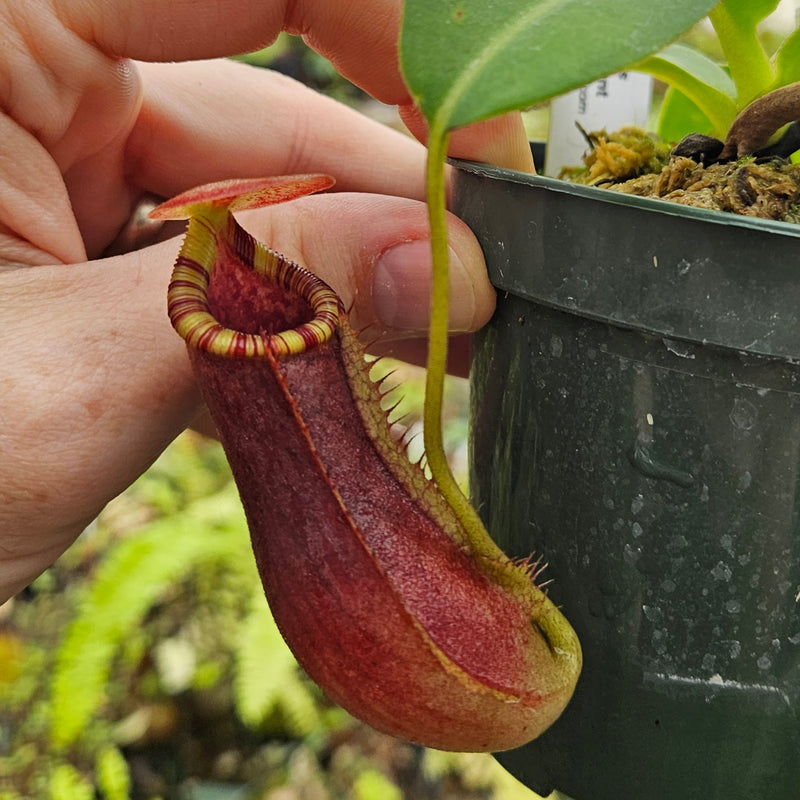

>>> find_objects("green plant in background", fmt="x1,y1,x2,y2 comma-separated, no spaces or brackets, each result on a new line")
0,433,338,798
638,0,800,143
234,33,369,106
2,380,524,798
49,485,247,751
234,586,324,737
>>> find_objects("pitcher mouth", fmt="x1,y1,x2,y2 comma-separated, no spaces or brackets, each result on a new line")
167,212,342,359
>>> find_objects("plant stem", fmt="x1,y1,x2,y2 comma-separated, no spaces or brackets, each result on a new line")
709,4,775,108
422,126,505,565
421,128,583,669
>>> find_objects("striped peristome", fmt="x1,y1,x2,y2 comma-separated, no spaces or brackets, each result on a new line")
167,210,341,359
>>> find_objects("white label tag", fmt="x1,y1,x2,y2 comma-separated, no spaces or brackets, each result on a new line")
545,72,653,176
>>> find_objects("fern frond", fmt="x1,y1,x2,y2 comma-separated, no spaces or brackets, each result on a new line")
276,672,324,737
95,745,130,800
353,768,403,800
48,763,94,800
233,587,321,736
50,483,250,750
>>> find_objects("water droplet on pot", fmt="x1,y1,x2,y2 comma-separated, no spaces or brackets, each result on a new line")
662,338,695,359
729,398,757,431
725,599,742,614
642,604,663,623
711,561,733,582
624,543,641,564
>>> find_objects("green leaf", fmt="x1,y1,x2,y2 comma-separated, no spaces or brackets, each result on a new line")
711,0,780,30
400,0,720,135
775,26,800,88
637,42,738,136
655,86,715,144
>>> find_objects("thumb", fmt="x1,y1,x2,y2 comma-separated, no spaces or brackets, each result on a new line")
0,189,494,600
236,191,496,342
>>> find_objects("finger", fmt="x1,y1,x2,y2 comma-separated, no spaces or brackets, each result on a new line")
399,105,535,173
56,0,530,169
0,188,493,600
127,60,532,208
60,0,402,96
235,191,496,337
0,240,200,601
127,60,427,203
0,113,86,266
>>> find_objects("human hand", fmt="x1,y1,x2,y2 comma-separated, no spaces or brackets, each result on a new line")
0,0,533,602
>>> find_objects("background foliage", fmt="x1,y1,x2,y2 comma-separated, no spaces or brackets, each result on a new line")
1,362,528,799
4,7,797,797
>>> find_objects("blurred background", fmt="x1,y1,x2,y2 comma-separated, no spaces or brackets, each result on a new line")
2,4,798,798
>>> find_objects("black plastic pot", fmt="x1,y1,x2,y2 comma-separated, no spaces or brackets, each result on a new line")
452,155,800,800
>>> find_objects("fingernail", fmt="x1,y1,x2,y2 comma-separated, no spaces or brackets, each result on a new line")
372,240,475,332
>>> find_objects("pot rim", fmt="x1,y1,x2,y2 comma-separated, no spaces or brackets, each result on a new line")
450,153,800,361
450,155,800,241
